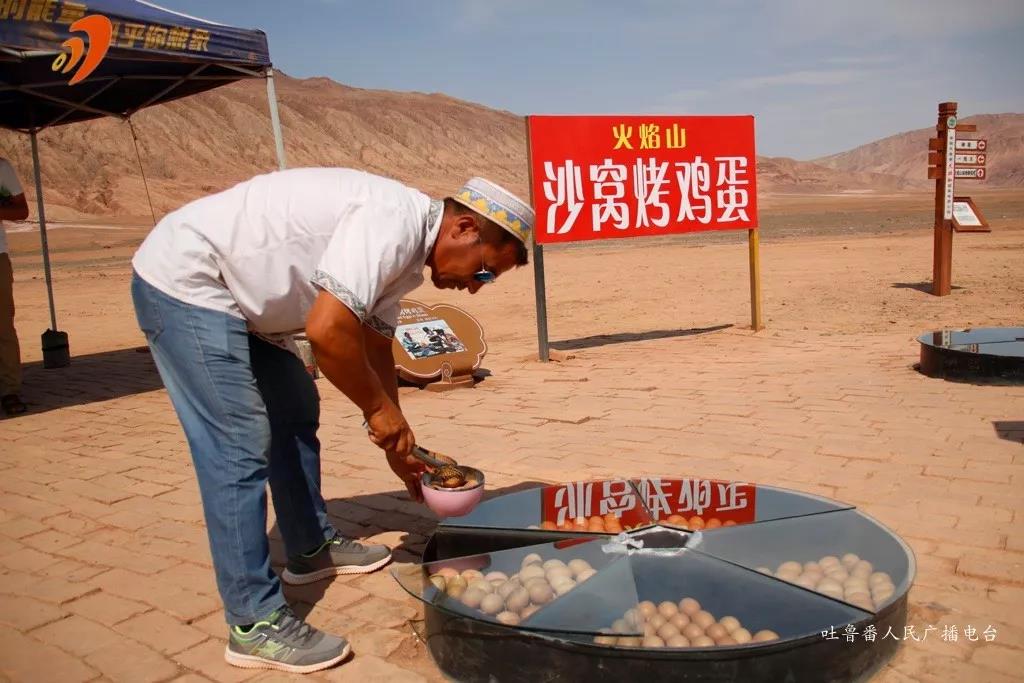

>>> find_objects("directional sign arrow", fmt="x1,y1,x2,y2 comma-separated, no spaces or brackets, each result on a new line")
954,139,987,151
955,153,987,166
954,167,986,179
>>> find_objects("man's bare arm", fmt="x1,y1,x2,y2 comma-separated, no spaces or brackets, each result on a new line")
363,323,426,500
305,290,413,455
363,324,399,407
0,193,29,222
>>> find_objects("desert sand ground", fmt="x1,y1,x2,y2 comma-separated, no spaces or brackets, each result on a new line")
1,190,1022,682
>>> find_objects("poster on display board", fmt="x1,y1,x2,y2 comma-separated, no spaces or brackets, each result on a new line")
391,300,487,390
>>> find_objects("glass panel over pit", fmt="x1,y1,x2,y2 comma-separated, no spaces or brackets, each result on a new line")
919,327,1024,357
633,477,852,531
391,537,643,635
689,508,914,613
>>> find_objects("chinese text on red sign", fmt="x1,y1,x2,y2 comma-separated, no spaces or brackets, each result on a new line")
528,115,759,244
636,477,757,524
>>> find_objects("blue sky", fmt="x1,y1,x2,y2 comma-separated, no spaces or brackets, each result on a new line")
163,0,1024,159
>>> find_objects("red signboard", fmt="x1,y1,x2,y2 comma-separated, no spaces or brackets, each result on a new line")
635,477,757,525
540,480,651,529
528,115,759,244
538,477,758,530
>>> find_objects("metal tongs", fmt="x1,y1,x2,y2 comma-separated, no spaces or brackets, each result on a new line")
411,445,486,489
411,445,467,487
363,418,481,489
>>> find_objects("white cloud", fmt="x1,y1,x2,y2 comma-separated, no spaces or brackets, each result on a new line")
645,88,714,114
765,0,1024,43
732,68,867,89
448,0,583,32
659,88,712,103
824,55,897,66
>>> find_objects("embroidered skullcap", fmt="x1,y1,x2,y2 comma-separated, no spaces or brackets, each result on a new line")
452,177,534,245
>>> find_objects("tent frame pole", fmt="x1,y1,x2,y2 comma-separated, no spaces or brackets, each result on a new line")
44,77,121,129
127,64,207,116
29,131,57,331
266,68,287,171
0,78,118,119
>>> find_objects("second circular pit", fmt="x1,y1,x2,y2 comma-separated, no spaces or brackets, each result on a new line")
392,477,915,683
918,327,1024,381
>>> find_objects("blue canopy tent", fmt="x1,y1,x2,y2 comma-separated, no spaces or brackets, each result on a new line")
0,0,287,366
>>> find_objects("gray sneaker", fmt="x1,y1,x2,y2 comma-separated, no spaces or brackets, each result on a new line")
282,533,392,585
224,605,351,673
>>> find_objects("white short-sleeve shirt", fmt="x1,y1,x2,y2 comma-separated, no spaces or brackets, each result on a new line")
132,168,442,340
0,158,25,255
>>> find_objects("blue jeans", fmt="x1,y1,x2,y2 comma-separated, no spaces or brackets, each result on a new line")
131,272,335,625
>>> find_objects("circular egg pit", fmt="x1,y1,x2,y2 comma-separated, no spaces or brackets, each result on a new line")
393,478,915,682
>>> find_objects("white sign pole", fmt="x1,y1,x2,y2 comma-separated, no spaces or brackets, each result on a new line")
944,126,956,220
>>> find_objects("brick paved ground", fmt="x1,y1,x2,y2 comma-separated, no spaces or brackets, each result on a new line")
1,227,1022,681
2,326,1021,682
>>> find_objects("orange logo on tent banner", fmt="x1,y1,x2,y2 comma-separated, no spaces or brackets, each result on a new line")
51,14,112,85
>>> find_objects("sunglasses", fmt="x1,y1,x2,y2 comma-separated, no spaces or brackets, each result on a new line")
473,241,496,283
472,268,496,284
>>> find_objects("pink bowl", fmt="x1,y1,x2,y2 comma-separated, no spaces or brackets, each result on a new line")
420,466,485,517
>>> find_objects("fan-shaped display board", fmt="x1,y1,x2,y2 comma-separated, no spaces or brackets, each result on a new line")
392,299,487,391
391,477,914,682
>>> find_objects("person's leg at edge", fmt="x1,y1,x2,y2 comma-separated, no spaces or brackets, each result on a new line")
250,335,334,557
0,252,25,415
130,273,283,626
248,335,391,586
131,273,351,673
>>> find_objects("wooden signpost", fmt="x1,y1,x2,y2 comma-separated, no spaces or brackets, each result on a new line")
927,102,990,296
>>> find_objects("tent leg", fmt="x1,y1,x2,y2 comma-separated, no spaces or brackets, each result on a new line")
29,132,56,331
266,68,287,171
29,132,70,368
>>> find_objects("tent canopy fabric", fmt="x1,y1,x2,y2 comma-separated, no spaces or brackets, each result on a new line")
0,0,271,132
0,1,283,345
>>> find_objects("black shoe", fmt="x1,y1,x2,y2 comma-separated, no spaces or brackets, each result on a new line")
1,394,26,416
